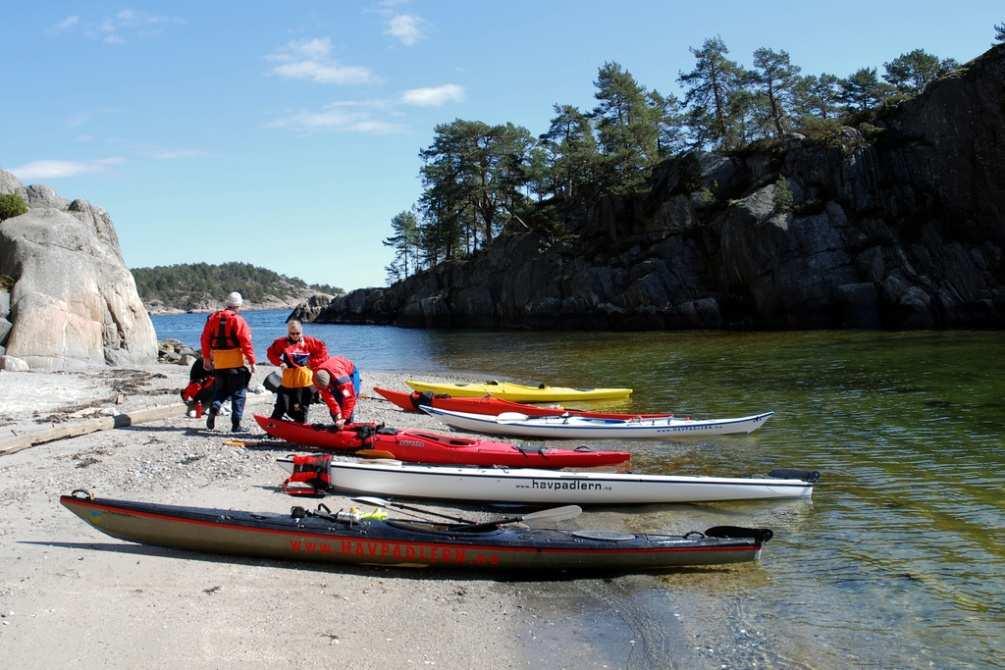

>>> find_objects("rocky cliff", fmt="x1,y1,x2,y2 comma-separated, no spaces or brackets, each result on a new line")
299,45,1005,330
0,172,157,369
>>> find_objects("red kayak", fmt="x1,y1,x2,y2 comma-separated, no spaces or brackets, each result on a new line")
253,415,630,468
374,387,679,420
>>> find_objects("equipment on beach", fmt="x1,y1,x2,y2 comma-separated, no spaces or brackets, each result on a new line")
263,372,282,393
404,379,633,402
374,387,676,420
351,496,583,528
254,415,630,468
61,491,772,572
421,407,774,439
276,456,819,504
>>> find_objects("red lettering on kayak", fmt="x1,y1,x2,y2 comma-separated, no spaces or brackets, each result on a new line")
289,540,302,552
355,542,364,556
405,544,416,560
392,543,402,558
320,543,332,554
340,540,352,555
381,542,391,558
305,542,316,552
367,542,379,557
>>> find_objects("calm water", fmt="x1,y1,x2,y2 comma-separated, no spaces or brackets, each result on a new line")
153,310,1005,668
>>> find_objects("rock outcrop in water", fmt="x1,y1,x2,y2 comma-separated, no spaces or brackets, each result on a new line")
306,45,1005,330
0,170,157,369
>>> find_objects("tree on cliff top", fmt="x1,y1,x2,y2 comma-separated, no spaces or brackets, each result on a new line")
883,49,959,93
0,193,28,222
796,73,841,119
678,36,747,149
751,48,802,138
538,104,599,204
995,21,1005,43
592,62,663,192
383,210,420,283
838,68,893,112
419,119,534,253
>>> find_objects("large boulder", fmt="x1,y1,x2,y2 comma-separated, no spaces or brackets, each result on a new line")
0,171,157,369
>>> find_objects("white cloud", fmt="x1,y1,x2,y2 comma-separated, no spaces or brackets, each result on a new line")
151,149,208,160
401,83,464,107
49,15,80,33
267,37,376,85
386,14,424,46
266,101,404,134
87,9,184,45
10,158,125,180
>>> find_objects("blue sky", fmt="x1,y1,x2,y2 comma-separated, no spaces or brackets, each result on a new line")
1,1,1000,290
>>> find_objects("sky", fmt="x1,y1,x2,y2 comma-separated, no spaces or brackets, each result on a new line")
1,1,1001,290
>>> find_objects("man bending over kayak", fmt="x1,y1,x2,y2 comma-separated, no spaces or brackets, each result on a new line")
312,355,361,428
266,320,328,423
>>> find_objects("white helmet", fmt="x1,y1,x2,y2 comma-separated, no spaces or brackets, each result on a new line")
226,291,243,308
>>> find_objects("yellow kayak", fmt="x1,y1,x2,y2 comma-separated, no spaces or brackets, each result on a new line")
404,379,633,402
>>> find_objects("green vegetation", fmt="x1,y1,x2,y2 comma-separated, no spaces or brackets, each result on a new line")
995,21,1004,44
0,193,28,222
773,177,794,213
131,262,343,310
383,39,966,281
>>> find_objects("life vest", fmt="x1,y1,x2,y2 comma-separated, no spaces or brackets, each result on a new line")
210,311,244,370
282,453,333,496
281,349,314,388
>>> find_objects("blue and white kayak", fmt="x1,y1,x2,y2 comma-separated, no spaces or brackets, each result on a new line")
420,406,774,440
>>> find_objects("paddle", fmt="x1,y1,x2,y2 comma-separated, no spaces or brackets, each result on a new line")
352,496,583,529
354,449,397,459
352,496,476,524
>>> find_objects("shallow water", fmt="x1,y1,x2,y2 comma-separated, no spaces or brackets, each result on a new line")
153,310,1005,668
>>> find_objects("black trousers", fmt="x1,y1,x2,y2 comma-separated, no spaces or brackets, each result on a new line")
271,386,314,423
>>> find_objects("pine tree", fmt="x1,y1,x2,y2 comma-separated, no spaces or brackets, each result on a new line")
883,49,959,93
995,21,1005,43
796,73,841,119
678,37,748,149
382,210,420,283
539,104,599,203
592,62,661,192
837,68,893,112
751,48,802,138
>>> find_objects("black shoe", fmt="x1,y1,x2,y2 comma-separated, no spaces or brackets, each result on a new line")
231,424,243,433
206,411,217,430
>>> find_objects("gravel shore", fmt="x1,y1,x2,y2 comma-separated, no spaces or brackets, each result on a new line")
0,363,785,669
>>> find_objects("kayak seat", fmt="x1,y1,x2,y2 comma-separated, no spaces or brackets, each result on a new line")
705,527,774,544
767,469,821,482
573,446,593,452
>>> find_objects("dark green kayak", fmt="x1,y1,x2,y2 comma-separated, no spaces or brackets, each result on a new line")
60,491,773,573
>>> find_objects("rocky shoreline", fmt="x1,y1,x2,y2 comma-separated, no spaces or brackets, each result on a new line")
296,45,1005,331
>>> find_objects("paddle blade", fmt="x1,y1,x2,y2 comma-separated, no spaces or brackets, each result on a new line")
522,504,582,523
356,449,397,460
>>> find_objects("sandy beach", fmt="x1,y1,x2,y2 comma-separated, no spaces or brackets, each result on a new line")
0,363,789,669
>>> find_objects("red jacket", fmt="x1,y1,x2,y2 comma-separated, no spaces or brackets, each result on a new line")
266,335,328,369
200,308,255,366
314,356,358,420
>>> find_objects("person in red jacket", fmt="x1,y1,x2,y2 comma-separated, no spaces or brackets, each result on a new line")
312,355,361,428
199,291,256,432
266,319,328,423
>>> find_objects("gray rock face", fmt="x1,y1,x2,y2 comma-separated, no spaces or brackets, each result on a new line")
0,174,157,369
25,185,68,210
0,170,28,201
287,293,334,323
1,354,29,372
310,45,1005,331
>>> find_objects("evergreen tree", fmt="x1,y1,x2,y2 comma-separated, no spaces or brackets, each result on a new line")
382,210,420,283
837,68,893,112
592,62,661,192
648,89,687,156
678,36,747,149
995,21,1005,43
751,48,802,138
539,104,599,203
796,73,841,119
883,49,959,93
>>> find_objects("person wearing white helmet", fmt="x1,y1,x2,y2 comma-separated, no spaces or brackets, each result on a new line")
199,291,256,432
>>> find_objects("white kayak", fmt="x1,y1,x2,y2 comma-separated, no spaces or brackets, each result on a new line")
420,406,775,439
277,457,817,505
